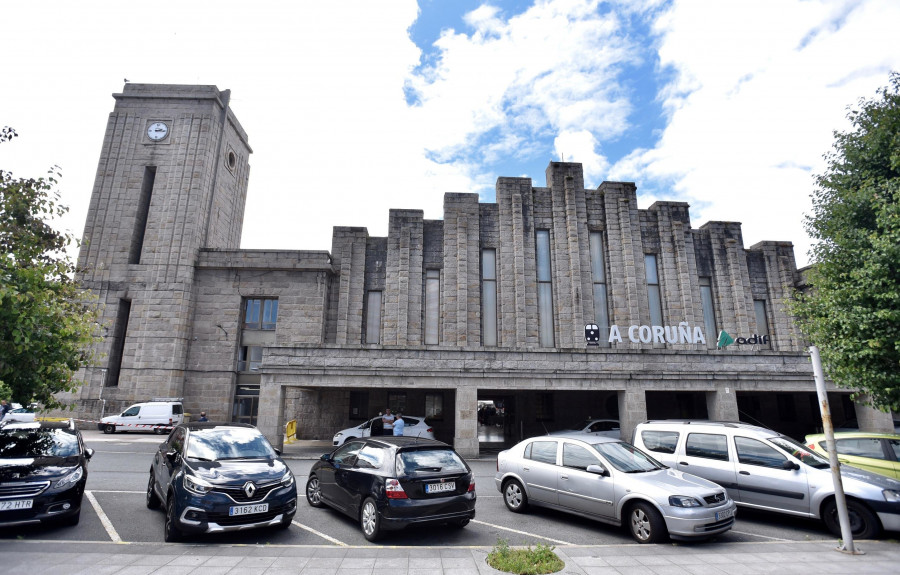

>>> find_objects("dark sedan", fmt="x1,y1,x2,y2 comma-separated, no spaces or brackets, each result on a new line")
306,436,476,541
146,422,297,541
0,419,93,528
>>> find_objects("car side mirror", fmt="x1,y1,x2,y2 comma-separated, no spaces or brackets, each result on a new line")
320,453,333,462
165,450,179,463
84,448,94,460
273,448,282,456
586,464,609,477
782,460,800,471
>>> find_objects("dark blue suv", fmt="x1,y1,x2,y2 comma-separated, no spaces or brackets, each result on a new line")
146,422,297,541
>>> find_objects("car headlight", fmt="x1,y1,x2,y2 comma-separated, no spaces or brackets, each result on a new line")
282,471,295,488
333,432,343,438
183,474,214,495
56,466,84,489
669,495,702,507
884,490,900,503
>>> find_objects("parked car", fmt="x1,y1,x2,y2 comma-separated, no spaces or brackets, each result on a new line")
0,419,93,527
306,436,476,541
549,418,621,439
146,422,297,542
99,399,184,434
1,407,36,423
633,420,900,538
332,415,435,446
495,434,736,543
805,432,900,479
833,419,900,434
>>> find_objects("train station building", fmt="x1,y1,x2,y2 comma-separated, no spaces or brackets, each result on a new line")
67,84,895,456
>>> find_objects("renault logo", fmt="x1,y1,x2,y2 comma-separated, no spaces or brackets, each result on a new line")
242,481,257,498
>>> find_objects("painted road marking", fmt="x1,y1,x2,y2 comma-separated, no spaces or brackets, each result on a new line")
471,519,572,545
730,530,791,541
292,520,348,546
85,490,122,543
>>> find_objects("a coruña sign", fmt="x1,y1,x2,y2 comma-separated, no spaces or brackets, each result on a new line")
608,322,706,345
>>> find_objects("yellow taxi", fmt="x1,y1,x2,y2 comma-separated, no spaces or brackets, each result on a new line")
805,432,900,479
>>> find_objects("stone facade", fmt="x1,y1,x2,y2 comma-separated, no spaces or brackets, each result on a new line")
67,84,894,457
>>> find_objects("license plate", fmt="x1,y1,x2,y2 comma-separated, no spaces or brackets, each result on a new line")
716,507,734,521
425,481,455,494
229,503,269,516
0,499,33,511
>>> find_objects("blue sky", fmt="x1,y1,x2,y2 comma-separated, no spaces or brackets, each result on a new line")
3,0,900,267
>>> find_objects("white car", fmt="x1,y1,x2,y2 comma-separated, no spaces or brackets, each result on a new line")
1,408,36,422
549,418,621,439
332,415,435,446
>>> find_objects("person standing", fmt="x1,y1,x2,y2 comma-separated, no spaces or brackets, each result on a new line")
381,408,395,436
392,411,405,436
0,400,11,420
197,412,209,422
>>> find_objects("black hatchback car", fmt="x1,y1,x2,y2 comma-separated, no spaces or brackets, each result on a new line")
146,422,297,541
0,419,93,528
306,436,476,541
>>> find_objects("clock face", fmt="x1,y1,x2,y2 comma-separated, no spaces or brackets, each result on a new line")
147,122,169,141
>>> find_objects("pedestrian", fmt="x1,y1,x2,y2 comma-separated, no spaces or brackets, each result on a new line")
0,400,10,420
381,408,395,436
197,411,208,422
392,411,405,436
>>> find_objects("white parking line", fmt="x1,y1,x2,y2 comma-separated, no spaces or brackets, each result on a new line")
291,520,348,546
471,519,572,545
730,529,791,541
85,490,122,543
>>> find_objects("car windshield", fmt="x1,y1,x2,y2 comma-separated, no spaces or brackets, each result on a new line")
185,427,276,461
0,428,79,457
768,435,830,469
396,448,467,475
592,441,663,473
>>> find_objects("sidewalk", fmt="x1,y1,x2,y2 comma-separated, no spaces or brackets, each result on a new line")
2,538,898,574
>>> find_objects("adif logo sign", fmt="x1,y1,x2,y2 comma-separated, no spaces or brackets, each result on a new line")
717,330,770,349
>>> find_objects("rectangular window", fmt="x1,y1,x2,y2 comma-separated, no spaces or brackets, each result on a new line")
699,277,717,348
106,299,132,387
526,440,558,465
481,249,498,346
754,299,770,348
589,232,610,347
424,269,440,345
232,384,260,426
238,346,263,372
365,291,382,344
425,392,444,420
535,392,554,422
536,230,554,347
388,392,407,414
243,298,278,330
685,433,729,461
645,254,663,327
129,166,156,264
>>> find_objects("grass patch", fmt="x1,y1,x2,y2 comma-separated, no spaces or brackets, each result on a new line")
486,538,564,575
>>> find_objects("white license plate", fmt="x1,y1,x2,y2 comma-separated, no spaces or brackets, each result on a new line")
716,507,735,521
0,499,33,511
425,482,455,494
229,503,269,516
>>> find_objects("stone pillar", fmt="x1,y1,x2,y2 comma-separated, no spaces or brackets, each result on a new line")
454,386,478,458
855,397,895,433
257,379,285,451
617,388,647,444
706,388,739,421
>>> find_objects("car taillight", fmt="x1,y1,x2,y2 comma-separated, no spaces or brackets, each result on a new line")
426,428,433,433
385,478,408,499
807,443,815,450
468,481,475,492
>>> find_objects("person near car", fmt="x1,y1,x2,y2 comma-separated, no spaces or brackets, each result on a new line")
197,412,208,422
381,408,395,436
392,411,405,436
0,400,10,420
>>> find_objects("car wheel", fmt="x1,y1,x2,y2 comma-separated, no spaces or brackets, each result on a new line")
628,501,667,544
153,426,164,435
306,475,324,508
146,470,161,510
823,499,881,539
360,498,382,542
103,424,115,434
164,495,182,542
503,479,528,513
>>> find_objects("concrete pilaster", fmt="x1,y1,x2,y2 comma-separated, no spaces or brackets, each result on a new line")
855,396,896,433
706,388,739,421
618,388,647,444
257,379,285,451
454,386,478,458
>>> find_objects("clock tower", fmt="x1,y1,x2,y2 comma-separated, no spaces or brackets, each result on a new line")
74,84,252,411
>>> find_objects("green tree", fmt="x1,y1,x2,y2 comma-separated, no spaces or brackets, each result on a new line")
0,166,99,408
793,73,900,411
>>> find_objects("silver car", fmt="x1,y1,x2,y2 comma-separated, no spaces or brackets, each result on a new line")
495,434,737,543
633,420,900,539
